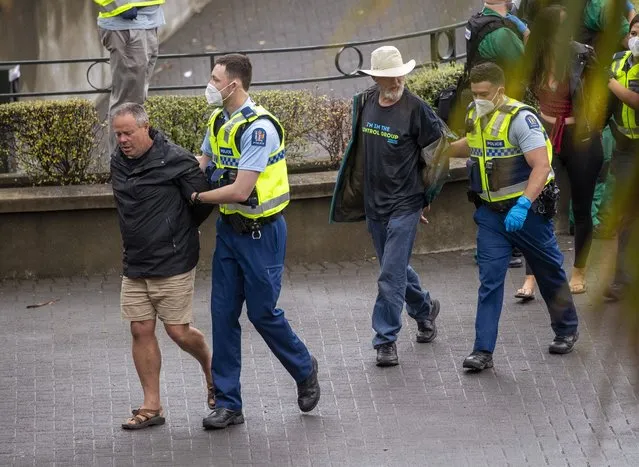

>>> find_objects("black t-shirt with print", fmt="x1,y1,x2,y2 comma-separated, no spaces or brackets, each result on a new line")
361,88,442,221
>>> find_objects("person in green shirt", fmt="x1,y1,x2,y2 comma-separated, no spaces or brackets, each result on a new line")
452,2,528,125
477,4,527,68
581,0,633,48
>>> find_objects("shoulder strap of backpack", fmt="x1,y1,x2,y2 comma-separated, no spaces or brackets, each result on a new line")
465,12,519,74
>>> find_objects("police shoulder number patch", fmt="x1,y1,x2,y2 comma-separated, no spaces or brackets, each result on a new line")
525,114,540,130
251,128,267,146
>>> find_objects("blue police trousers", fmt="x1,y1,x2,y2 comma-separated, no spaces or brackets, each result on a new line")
474,205,579,353
211,216,313,411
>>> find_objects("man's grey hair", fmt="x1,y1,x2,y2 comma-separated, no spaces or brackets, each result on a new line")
110,102,150,126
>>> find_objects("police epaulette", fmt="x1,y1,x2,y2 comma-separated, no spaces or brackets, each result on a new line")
499,104,518,113
613,51,629,60
241,106,257,119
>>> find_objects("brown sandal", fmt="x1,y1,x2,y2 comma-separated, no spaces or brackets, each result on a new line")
569,281,587,294
207,384,216,410
515,287,535,302
122,407,165,430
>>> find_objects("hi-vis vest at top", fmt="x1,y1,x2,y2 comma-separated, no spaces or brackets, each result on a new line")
611,50,639,139
466,98,554,203
208,105,290,219
93,0,164,19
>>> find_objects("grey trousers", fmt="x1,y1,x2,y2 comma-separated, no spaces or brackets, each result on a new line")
99,27,159,151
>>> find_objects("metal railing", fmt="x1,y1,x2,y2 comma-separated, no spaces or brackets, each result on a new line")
0,21,466,99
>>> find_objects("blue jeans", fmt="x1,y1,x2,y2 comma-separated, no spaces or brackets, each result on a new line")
211,216,313,411
474,206,579,353
366,209,434,348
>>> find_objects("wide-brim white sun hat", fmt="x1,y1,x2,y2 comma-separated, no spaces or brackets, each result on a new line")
360,46,416,77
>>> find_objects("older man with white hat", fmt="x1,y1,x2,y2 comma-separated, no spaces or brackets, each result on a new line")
330,46,448,366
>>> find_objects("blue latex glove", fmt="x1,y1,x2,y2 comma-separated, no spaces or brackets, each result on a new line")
505,13,528,35
504,196,531,232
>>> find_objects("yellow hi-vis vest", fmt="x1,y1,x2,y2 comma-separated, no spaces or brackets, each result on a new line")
611,50,639,139
466,97,554,203
208,104,290,219
93,0,164,19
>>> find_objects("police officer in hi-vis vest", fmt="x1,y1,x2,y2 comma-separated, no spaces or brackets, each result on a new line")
445,62,579,371
604,14,639,302
191,54,320,429
93,0,165,152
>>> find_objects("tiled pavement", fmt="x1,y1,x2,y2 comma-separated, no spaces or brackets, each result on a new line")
151,0,475,98
1,237,638,466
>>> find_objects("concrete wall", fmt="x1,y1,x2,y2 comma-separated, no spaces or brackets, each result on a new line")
0,171,477,279
0,0,214,98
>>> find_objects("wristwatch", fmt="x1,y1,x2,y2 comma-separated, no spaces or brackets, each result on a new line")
192,193,202,205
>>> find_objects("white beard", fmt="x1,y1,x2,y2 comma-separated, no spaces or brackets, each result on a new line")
380,84,404,102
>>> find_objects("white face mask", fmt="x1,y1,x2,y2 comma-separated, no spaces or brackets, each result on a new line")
474,89,503,118
629,36,639,57
205,81,236,106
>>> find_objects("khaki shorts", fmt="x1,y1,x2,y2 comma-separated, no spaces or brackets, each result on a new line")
120,269,196,324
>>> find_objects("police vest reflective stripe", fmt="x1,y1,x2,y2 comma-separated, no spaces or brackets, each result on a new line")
611,50,639,140
466,97,554,203
93,0,164,19
208,104,290,219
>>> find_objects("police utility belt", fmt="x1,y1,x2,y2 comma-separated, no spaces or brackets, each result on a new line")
207,165,282,238
467,186,559,219
466,158,560,219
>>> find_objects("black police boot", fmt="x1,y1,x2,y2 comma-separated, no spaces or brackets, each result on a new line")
416,299,440,343
297,356,320,412
376,342,399,367
549,332,579,354
508,256,523,268
202,408,244,430
463,351,493,371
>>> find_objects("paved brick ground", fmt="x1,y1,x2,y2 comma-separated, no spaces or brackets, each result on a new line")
1,237,638,466
151,0,475,98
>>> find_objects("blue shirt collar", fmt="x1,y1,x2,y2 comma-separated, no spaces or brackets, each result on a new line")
222,96,254,121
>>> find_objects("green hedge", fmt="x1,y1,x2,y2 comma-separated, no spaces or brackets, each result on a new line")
145,90,351,167
406,63,464,106
0,65,463,185
0,99,105,185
